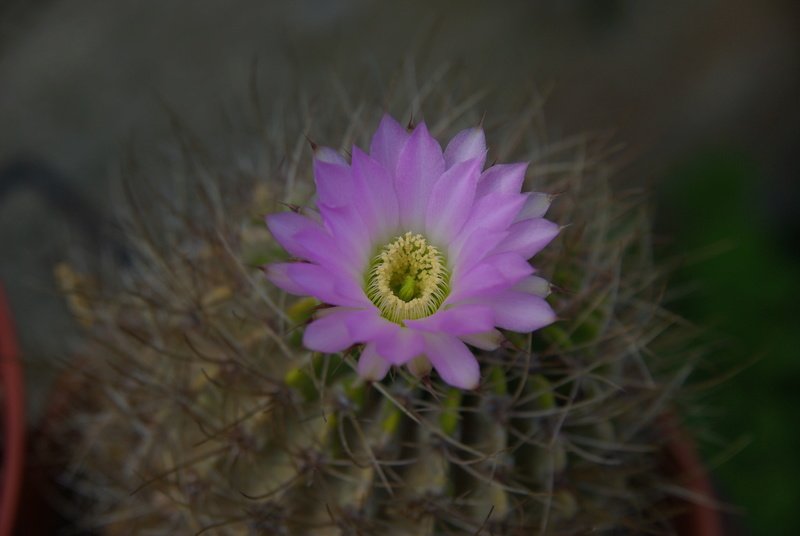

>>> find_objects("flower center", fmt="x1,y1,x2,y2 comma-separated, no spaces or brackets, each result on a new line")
366,232,450,325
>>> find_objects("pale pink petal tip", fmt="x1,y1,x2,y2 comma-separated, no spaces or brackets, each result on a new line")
406,355,432,378
357,344,392,382
444,126,487,169
313,145,348,166
516,192,554,220
460,330,504,351
513,275,553,298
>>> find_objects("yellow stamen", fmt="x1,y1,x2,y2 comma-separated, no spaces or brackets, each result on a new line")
366,232,449,325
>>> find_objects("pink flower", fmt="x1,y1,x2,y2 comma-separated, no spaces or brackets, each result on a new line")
264,115,559,389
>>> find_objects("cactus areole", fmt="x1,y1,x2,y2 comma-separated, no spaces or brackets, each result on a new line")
264,115,560,389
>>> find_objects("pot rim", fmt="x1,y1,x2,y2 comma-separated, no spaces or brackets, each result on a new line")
0,280,26,536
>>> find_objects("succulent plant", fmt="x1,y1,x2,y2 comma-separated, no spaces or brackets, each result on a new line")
46,72,699,535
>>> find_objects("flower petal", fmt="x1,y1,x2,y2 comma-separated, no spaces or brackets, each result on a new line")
447,253,534,303
344,310,398,341
261,262,306,295
395,122,446,232
357,343,392,382
265,211,324,259
315,203,371,271
313,157,352,208
314,145,348,166
443,126,486,170
512,275,552,298
425,157,482,244
375,327,424,365
472,290,556,332
304,308,363,353
495,218,561,259
406,355,432,377
449,193,526,267
448,228,509,280
423,333,480,390
369,114,409,172
404,305,495,336
515,192,554,221
476,162,528,198
351,146,399,241
291,226,359,275
286,263,370,308
298,206,323,224
462,192,527,233
459,330,504,351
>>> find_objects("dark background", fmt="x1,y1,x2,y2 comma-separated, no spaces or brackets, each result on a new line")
1,1,798,534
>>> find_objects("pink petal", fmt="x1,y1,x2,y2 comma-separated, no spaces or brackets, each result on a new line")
351,147,399,240
375,327,424,365
476,162,528,197
404,305,495,336
357,343,391,381
495,218,561,259
343,310,398,341
448,228,509,280
474,290,556,332
287,263,370,308
303,308,363,353
265,211,324,259
447,253,534,302
515,192,554,221
261,262,306,295
315,203,371,271
307,309,400,362
459,330,504,351
425,157,482,244
449,193,526,265
487,251,535,282
291,226,359,275
447,263,505,302
369,114,410,172
395,122,446,232
443,126,486,170
462,192,527,233
313,158,352,208
423,333,481,390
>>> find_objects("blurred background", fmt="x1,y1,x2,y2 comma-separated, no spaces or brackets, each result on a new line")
1,0,798,534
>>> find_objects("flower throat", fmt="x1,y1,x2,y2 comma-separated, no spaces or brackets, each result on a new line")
366,232,450,325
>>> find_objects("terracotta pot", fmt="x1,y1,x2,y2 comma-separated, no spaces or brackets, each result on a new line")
660,412,727,536
0,281,26,536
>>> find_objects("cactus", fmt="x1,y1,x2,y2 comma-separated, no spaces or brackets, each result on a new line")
46,72,699,535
